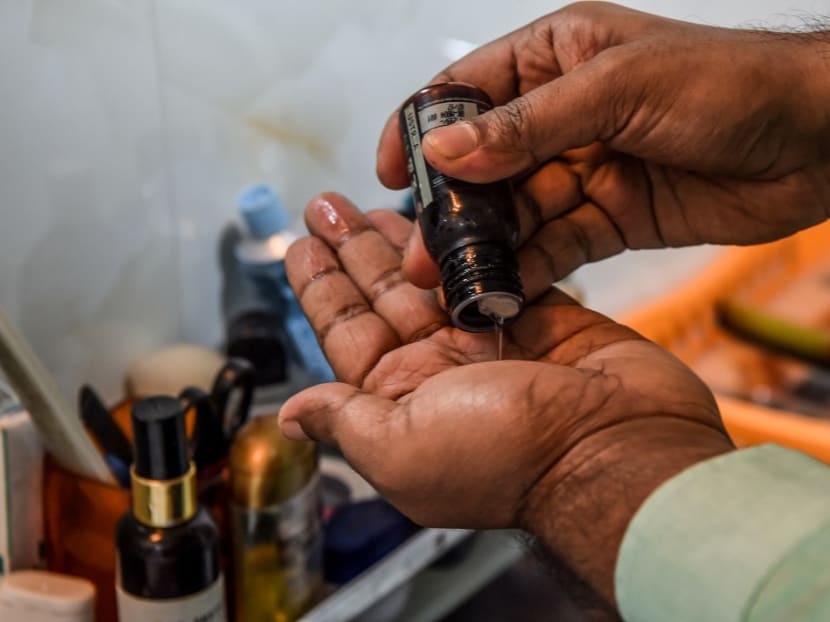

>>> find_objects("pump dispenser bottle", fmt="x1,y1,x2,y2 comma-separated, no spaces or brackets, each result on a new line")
115,396,226,622
234,184,334,384
399,82,525,332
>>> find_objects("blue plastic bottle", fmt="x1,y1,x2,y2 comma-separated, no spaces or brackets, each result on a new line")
233,185,334,385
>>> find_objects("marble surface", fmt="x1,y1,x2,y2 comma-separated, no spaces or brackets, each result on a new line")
0,0,820,400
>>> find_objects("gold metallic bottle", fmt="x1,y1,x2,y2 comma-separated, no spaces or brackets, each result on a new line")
229,415,323,621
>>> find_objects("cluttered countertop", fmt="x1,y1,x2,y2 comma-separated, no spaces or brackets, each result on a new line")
6,189,830,622
0,184,530,622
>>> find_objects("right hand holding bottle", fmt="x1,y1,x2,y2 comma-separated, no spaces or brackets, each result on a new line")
376,1,830,298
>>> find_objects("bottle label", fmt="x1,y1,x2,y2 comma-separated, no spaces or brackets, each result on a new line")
403,97,489,213
417,100,481,133
233,473,323,615
403,102,434,208
278,472,324,607
117,575,226,622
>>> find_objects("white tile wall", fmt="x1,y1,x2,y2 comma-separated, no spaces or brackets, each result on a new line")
0,0,823,400
1,0,182,400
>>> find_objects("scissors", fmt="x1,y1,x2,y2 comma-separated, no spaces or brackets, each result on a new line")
180,357,255,470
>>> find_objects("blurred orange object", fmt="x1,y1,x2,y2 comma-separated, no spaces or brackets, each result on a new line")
622,220,830,463
44,398,232,621
43,454,128,622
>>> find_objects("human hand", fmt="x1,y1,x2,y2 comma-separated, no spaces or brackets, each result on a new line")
279,193,733,603
377,2,830,295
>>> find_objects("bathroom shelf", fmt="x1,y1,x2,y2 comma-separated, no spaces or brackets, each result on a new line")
298,528,524,622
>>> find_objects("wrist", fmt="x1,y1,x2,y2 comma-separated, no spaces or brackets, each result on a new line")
520,417,733,606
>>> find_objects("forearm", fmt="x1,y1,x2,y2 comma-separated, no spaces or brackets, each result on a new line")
520,417,733,608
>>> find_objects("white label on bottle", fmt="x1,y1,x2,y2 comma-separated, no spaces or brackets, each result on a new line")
258,472,323,608
403,102,433,207
117,575,226,622
405,98,486,204
417,100,480,132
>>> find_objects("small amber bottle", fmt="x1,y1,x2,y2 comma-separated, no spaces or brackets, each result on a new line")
399,82,525,332
229,415,323,621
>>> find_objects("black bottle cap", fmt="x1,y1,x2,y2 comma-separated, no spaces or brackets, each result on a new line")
131,396,189,481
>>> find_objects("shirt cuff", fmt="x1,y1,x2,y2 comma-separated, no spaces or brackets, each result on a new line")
615,444,830,622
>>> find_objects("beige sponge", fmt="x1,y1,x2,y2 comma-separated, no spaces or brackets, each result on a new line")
125,344,225,399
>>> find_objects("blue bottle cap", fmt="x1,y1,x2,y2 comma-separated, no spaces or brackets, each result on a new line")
237,184,290,239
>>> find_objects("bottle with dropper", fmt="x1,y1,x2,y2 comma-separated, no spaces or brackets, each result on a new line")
115,396,226,621
399,82,525,333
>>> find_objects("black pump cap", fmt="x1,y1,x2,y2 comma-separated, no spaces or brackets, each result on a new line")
131,396,189,480
226,310,288,386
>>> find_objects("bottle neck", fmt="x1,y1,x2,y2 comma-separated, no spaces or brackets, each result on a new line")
131,462,198,528
440,242,524,332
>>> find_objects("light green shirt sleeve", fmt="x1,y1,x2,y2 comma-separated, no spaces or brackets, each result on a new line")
615,444,830,622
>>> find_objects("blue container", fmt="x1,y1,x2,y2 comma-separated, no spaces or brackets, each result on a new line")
233,185,334,385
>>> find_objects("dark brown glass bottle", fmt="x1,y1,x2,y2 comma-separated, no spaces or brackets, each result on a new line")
115,396,226,621
399,82,525,332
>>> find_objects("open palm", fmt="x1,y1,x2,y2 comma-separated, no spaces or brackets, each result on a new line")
279,193,728,532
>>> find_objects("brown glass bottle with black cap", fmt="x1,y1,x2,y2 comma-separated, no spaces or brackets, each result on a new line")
399,82,525,332
115,396,226,621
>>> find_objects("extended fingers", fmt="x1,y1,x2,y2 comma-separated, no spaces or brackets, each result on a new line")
304,194,447,343
285,235,399,386
368,208,442,291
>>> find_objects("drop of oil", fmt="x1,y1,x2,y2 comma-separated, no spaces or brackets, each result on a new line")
494,316,504,361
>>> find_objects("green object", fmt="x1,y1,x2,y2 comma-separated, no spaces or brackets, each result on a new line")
718,300,830,363
616,445,830,621
747,522,830,621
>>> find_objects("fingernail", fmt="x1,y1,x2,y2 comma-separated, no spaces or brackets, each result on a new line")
280,419,311,441
311,195,352,241
424,121,478,159
316,196,340,226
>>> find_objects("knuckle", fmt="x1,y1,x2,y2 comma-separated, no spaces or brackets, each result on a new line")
488,98,537,156
317,302,371,344
367,266,407,303
553,2,601,30
559,1,614,19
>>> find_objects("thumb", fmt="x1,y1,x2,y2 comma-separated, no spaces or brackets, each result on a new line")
422,55,628,183
279,382,397,451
